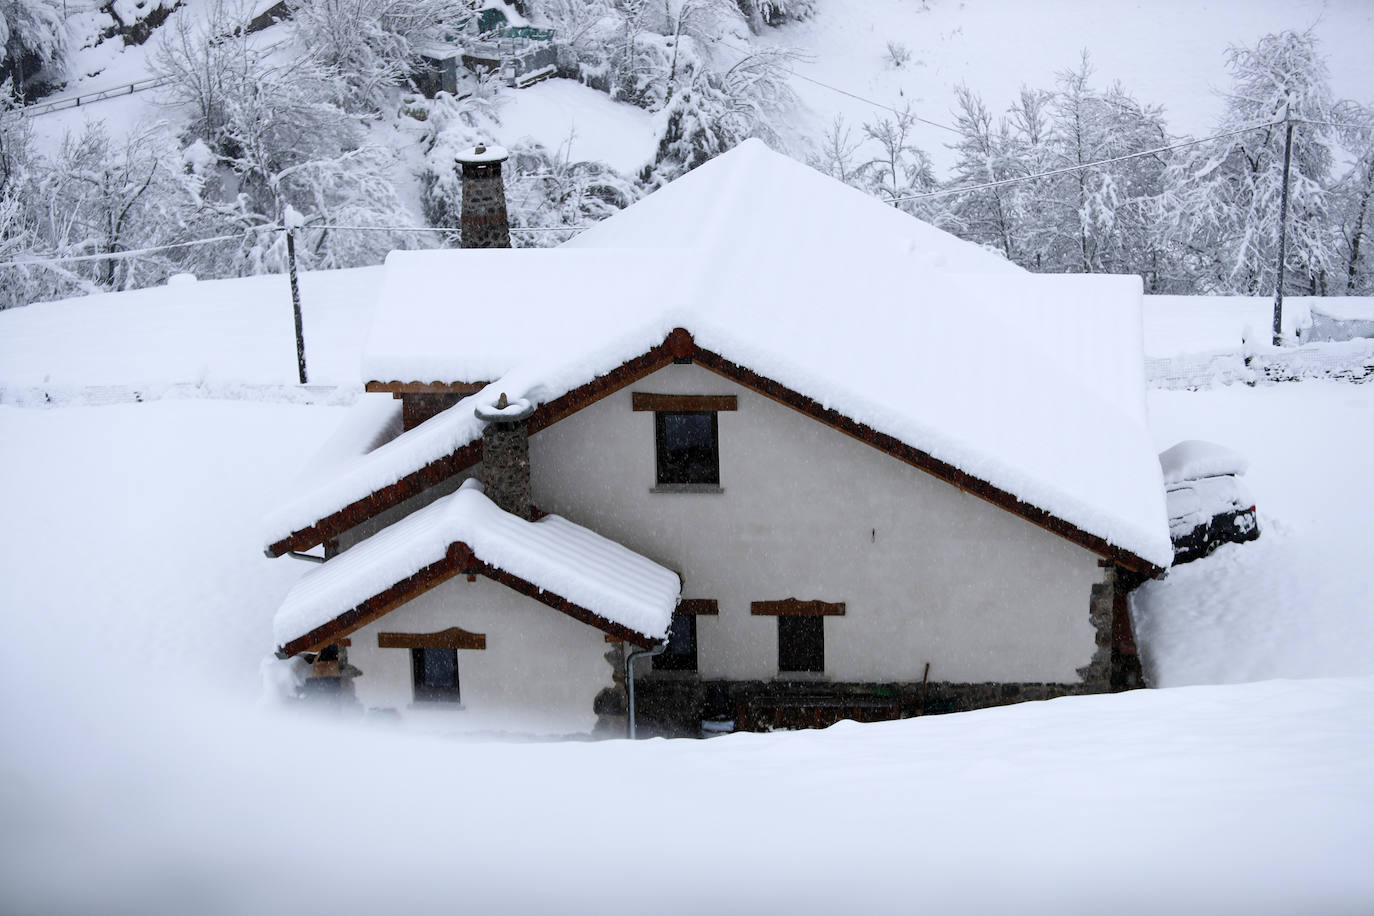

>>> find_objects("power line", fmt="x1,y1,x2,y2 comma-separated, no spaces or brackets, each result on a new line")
310,224,585,233
716,38,960,135
0,229,267,269
889,120,1276,204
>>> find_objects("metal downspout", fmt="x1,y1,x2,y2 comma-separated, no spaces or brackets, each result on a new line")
626,640,668,740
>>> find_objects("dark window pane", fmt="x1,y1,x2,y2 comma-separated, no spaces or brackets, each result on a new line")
778,616,824,673
422,648,457,687
656,412,719,485
412,648,461,702
653,614,698,671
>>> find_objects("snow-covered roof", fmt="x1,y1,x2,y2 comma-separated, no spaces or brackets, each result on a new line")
562,138,1023,276
271,140,1172,570
275,479,681,649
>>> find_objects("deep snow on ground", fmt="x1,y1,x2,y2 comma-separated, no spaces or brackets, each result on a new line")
1135,381,1374,686
0,401,347,695
0,377,1372,912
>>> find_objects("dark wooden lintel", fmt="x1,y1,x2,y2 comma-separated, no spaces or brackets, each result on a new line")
378,626,487,650
677,599,720,616
631,393,738,412
751,598,846,617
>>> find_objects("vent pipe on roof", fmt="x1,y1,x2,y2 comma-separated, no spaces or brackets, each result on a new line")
457,143,511,249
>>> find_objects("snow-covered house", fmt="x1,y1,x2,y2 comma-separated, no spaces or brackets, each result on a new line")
265,139,1172,737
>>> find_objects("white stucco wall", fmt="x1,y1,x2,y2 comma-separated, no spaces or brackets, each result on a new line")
337,362,1105,729
527,363,1103,684
347,576,613,735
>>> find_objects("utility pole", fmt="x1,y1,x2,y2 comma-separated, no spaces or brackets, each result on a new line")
284,215,308,384
1272,94,1296,347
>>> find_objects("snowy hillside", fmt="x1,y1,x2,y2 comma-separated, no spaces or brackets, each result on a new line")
4,0,1373,309
3,272,1374,911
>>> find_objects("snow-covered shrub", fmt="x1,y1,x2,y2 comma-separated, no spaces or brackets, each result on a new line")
735,0,816,31
1,0,67,97
289,0,462,113
884,40,911,69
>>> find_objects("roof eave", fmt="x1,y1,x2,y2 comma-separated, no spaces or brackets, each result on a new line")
277,541,662,657
270,327,1164,577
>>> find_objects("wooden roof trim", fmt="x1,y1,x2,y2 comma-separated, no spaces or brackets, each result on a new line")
267,439,483,557
274,326,1159,576
268,336,682,557
689,345,1161,577
278,542,657,657
365,380,490,394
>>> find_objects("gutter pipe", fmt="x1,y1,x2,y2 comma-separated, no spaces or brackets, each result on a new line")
625,640,668,739
286,550,326,564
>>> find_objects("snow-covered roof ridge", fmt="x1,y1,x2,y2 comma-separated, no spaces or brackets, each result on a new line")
565,138,1024,276
274,479,681,651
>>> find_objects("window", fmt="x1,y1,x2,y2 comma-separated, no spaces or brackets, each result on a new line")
411,647,462,703
653,614,698,671
655,411,719,486
777,616,825,674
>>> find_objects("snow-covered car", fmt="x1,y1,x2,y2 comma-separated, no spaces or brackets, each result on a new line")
1159,440,1260,566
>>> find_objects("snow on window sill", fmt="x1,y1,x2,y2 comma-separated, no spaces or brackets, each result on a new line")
650,484,724,494
773,672,829,683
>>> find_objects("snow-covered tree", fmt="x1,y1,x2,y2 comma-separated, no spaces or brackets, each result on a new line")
1025,55,1169,278
1,0,67,97
1322,108,1374,294
151,1,254,145
808,114,867,188
290,0,461,112
940,85,1023,261
1160,30,1342,295
861,104,935,212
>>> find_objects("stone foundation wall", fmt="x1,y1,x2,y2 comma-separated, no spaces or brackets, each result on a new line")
631,677,1110,738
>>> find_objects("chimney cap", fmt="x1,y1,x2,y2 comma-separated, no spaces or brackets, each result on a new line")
457,143,509,165
475,391,534,423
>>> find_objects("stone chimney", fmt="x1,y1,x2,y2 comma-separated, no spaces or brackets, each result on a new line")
457,143,511,249
474,392,534,519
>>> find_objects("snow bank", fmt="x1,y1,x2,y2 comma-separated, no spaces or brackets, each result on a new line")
1143,298,1335,362
1158,439,1249,484
1136,382,1374,686
275,479,680,647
